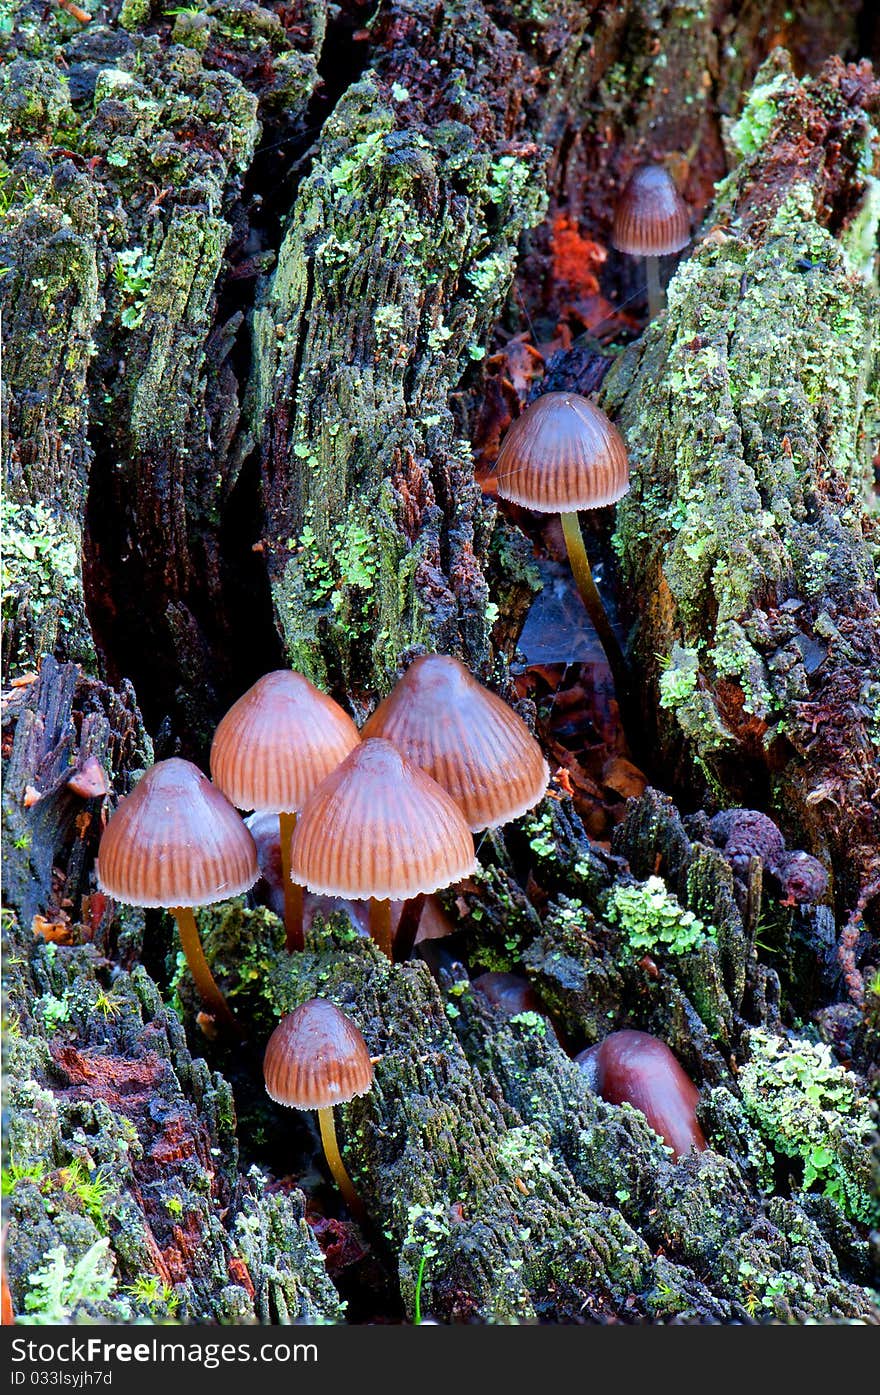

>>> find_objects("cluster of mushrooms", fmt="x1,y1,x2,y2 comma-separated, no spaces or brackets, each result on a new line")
94,163,701,1217
96,654,550,1208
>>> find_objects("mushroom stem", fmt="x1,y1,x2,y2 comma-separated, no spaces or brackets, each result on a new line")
560,510,631,705
317,1106,364,1219
393,893,426,963
369,897,393,959
645,256,665,318
171,906,241,1035
278,810,304,952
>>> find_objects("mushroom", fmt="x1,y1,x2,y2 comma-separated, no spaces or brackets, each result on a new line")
611,164,690,318
288,737,476,958
97,757,259,1033
362,654,549,832
210,670,359,952
494,392,631,707
575,1029,706,1159
363,654,548,954
264,998,373,1216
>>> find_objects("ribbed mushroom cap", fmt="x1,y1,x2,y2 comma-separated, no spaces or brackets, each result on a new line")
494,392,629,513
289,737,476,901
97,758,259,909
264,999,374,1110
612,164,690,256
362,654,548,831
210,670,360,815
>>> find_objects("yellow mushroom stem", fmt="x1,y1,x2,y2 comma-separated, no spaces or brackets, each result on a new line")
560,510,631,711
278,810,305,952
645,255,665,318
317,1106,364,1219
369,897,393,959
171,906,241,1035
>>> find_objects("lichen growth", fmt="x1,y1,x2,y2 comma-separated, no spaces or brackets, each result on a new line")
605,875,716,958
729,70,788,156
1,499,86,670
252,66,547,691
739,1030,878,1226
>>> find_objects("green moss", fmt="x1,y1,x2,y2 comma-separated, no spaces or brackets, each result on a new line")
118,0,152,31
125,1274,180,1320
739,1030,878,1226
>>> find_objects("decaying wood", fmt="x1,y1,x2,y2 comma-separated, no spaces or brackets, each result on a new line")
603,53,880,911
2,0,878,1329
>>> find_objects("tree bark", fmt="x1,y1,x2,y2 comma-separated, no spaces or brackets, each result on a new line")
603,52,880,910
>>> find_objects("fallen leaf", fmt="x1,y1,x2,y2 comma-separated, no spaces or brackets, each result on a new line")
32,915,74,944
66,756,109,799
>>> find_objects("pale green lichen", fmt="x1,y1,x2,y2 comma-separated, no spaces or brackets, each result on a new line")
610,197,879,769
739,1030,878,1226
729,70,788,157
251,72,547,691
1,498,85,668
24,1240,119,1325
605,875,717,958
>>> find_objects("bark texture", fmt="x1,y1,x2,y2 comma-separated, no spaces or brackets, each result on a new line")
3,913,342,1324
603,52,880,909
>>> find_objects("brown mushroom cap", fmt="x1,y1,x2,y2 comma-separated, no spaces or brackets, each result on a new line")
264,998,374,1110
494,392,629,513
612,164,690,257
97,757,259,909
210,670,360,814
362,654,548,831
289,737,476,901
575,1029,706,1159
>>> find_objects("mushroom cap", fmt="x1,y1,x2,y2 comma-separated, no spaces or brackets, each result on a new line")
494,392,629,513
361,654,548,831
575,1029,706,1159
210,670,360,815
97,757,259,909
612,164,690,256
289,737,476,901
264,998,374,1110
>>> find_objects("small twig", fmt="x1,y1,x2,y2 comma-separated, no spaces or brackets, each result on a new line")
56,0,92,23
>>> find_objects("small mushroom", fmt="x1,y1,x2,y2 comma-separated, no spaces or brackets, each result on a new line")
575,1028,706,1159
288,738,476,958
97,758,259,1033
363,653,548,956
264,998,373,1217
494,392,631,710
612,164,690,317
210,670,359,952
362,654,549,831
